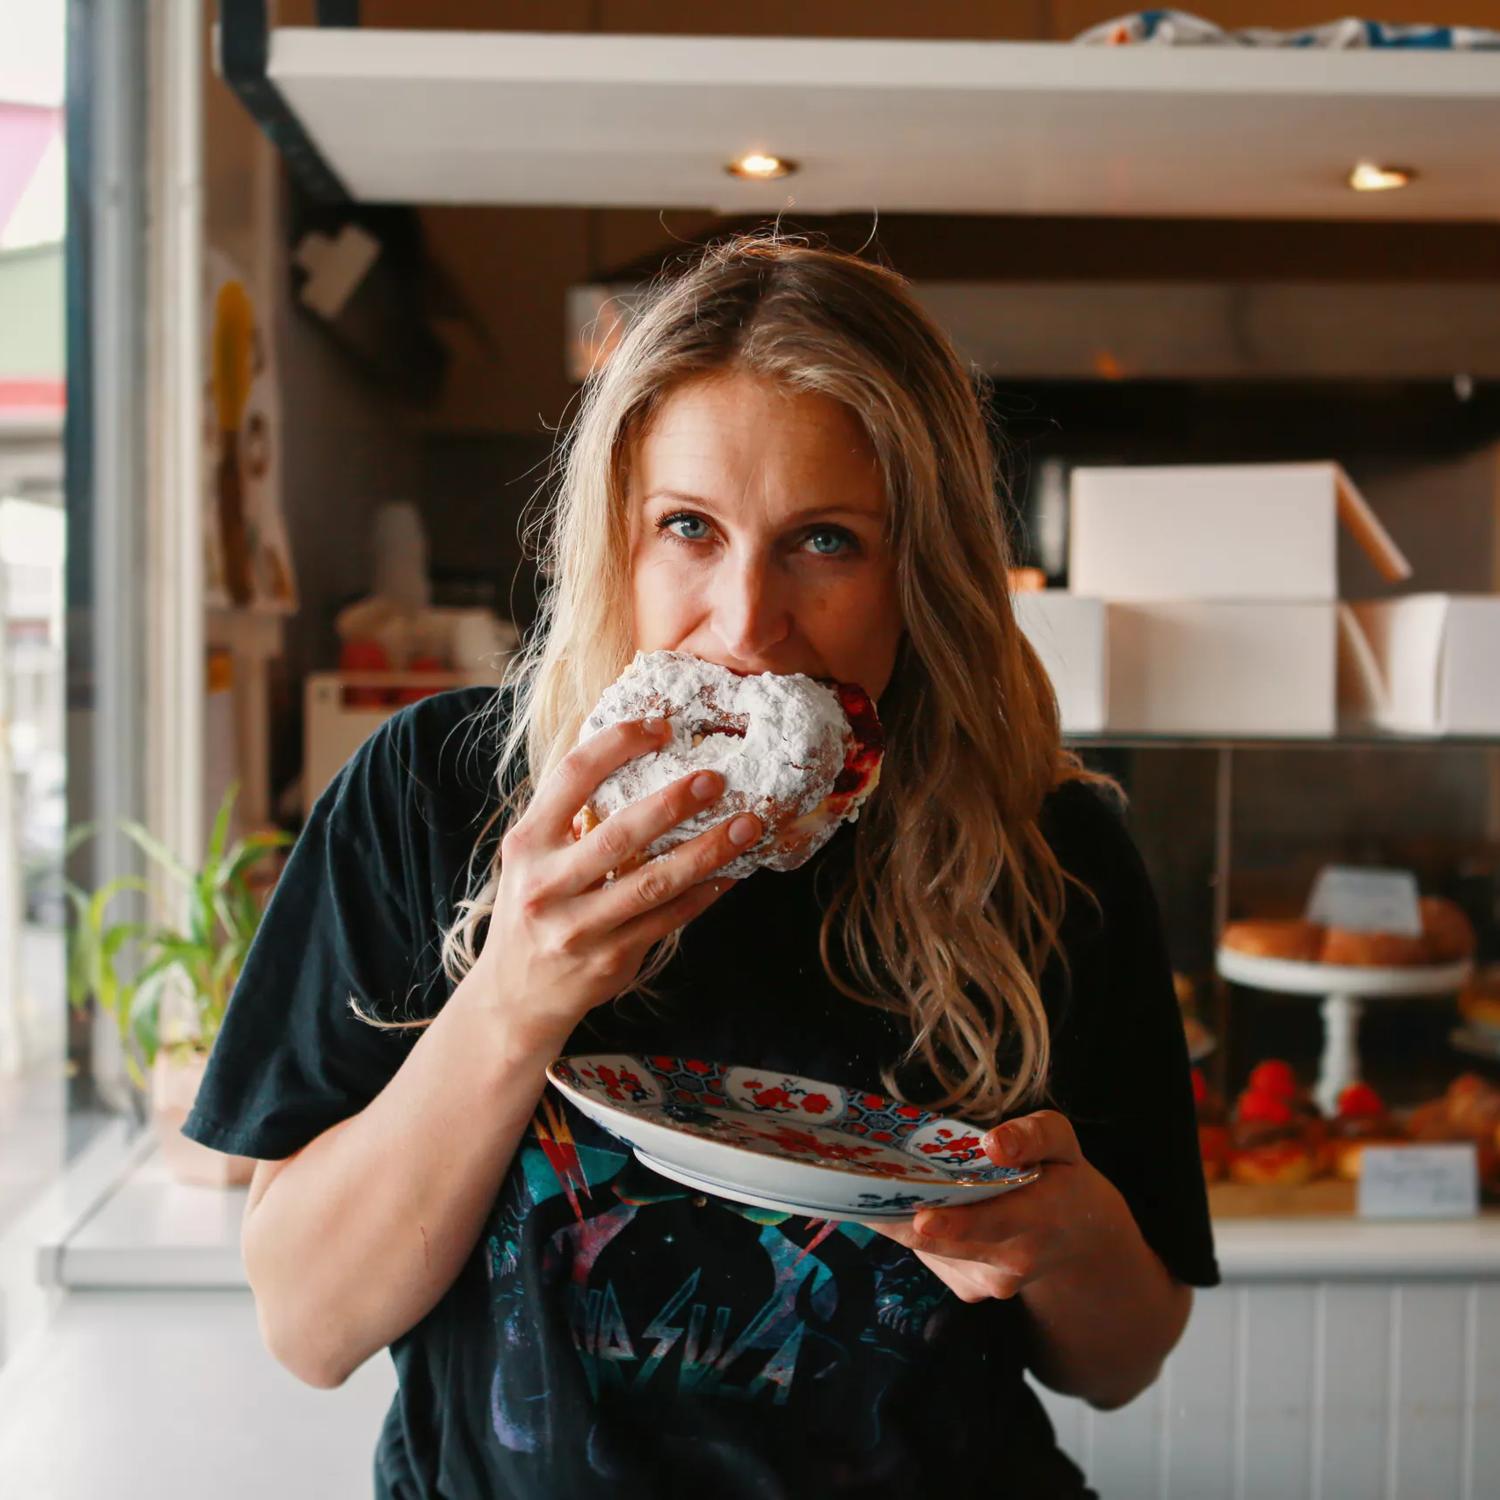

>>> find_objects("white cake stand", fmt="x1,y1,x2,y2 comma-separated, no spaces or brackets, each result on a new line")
1215,948,1472,1116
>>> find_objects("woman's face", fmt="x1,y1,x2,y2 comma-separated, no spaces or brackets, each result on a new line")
627,371,904,699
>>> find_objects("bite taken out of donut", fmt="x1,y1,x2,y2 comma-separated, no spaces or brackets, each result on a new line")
575,650,885,880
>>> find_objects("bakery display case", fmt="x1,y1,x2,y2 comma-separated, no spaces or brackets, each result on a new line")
1026,410,1500,1225
1066,729,1500,1221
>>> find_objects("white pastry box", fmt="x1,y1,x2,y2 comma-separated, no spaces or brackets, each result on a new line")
1069,462,1410,601
1340,594,1500,736
1106,601,1341,737
1012,591,1107,734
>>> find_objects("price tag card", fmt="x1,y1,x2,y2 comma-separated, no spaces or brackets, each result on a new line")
1305,865,1422,936
1358,1144,1478,1219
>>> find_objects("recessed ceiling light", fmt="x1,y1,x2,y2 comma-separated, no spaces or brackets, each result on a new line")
1348,162,1414,193
725,153,797,181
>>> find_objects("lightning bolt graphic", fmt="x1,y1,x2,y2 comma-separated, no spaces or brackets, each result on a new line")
532,1093,590,1223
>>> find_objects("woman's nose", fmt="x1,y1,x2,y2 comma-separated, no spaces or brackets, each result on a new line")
714,554,791,663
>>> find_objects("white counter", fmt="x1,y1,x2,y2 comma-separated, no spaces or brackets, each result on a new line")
6,1135,1500,1500
34,1128,249,1289
36,1129,1500,1289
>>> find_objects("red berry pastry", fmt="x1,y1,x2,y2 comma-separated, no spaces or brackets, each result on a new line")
1229,1086,1317,1186
1327,1082,1404,1181
1246,1059,1326,1147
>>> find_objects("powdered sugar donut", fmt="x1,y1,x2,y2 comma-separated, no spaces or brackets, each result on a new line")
576,649,884,879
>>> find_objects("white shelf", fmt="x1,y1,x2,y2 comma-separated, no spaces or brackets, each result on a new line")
257,28,1500,219
35,1131,248,1290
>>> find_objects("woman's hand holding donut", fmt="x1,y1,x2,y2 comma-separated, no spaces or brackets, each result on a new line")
475,716,760,1046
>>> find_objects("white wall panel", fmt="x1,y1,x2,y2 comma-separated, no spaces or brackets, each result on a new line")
1161,1288,1237,1500
1087,1361,1165,1500
1314,1284,1392,1500
1030,1277,1500,1500
1466,1286,1500,1500
1240,1284,1317,1499
1393,1286,1468,1499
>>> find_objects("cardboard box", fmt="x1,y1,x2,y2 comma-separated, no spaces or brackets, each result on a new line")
1341,594,1500,735
1069,462,1410,602
1012,591,1107,734
1107,601,1338,737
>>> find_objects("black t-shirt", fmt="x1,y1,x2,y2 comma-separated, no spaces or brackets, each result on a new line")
182,686,1220,1500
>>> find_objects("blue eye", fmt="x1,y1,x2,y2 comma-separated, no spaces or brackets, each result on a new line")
660,513,710,542
805,528,854,556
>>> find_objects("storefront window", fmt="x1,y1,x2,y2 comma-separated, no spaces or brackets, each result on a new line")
0,0,153,1356
0,0,80,1235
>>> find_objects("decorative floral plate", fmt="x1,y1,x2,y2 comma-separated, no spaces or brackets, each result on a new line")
545,1053,1041,1222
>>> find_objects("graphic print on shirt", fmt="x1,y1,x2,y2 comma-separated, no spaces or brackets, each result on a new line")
481,1097,950,1482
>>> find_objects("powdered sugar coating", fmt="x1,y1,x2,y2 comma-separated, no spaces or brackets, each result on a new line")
580,650,857,877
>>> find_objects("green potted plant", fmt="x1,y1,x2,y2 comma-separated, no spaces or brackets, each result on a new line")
65,782,291,1186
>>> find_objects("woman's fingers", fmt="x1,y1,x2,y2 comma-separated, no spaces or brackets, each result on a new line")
557,768,730,895
523,717,670,842
610,871,739,953
982,1110,1082,1169
584,809,763,932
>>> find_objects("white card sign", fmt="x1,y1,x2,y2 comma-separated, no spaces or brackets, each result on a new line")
1358,1144,1478,1219
1305,865,1422,936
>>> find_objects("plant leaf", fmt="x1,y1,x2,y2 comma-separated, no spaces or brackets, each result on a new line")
211,939,243,988
101,922,146,961
119,821,193,888
222,833,291,888
206,782,239,867
61,821,98,860
127,966,176,1060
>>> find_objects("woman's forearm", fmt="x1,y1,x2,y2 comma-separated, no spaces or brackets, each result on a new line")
1019,1178,1193,1410
241,969,568,1389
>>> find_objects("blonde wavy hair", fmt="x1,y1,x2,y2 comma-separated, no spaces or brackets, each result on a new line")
351,227,1118,1123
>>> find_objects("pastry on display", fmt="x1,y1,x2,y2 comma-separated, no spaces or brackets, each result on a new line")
576,650,885,879
1320,893,1476,967
1318,925,1430,968
1459,965,1500,1033
1220,918,1325,962
1223,894,1476,970
1407,1073,1500,1192
1244,1058,1325,1146
1325,1082,1405,1181
1414,1073,1500,1142
1192,1068,1230,1183
1228,1069,1320,1186
1417,896,1478,964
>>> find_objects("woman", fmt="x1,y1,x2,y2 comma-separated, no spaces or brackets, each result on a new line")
183,230,1219,1499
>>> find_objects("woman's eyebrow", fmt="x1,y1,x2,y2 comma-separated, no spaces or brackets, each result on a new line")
644,489,881,522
